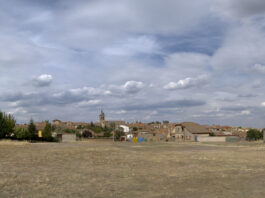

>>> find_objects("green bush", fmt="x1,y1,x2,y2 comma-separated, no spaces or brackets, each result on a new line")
0,111,16,139
63,128,77,133
76,125,84,129
209,132,216,136
114,128,125,141
42,121,52,140
246,129,263,141
28,119,37,140
14,127,31,140
76,131,82,138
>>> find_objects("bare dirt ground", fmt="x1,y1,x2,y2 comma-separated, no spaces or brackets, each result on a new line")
1,140,265,198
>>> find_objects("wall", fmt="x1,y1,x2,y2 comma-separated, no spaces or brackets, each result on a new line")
196,136,226,142
62,134,76,142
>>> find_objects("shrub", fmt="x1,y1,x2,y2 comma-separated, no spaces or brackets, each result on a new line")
0,111,16,139
246,129,263,141
63,128,77,133
76,131,82,138
5,114,16,136
14,127,31,140
82,130,93,138
209,132,216,136
76,125,84,129
103,130,112,137
114,128,125,141
28,119,37,140
0,111,8,139
53,125,63,133
42,121,52,140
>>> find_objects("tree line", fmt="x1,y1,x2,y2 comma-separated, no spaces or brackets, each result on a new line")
0,111,57,142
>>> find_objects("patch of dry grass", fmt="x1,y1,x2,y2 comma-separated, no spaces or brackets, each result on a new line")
0,141,265,198
0,140,29,145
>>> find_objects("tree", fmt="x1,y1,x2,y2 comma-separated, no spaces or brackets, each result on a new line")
42,121,52,140
209,132,216,136
76,131,82,139
132,127,138,131
110,122,115,130
76,125,84,129
63,128,77,133
14,127,31,140
246,129,263,141
103,127,113,137
90,121,95,127
82,130,93,138
52,125,63,134
114,127,125,141
0,111,16,139
28,119,37,140
0,111,8,139
5,114,16,137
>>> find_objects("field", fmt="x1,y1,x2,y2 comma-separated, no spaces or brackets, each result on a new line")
1,140,265,198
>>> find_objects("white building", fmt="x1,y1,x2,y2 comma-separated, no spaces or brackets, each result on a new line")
119,125,130,133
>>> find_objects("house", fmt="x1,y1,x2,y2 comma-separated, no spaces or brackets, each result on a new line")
171,122,210,141
119,125,130,133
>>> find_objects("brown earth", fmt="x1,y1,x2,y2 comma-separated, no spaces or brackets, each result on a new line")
0,140,265,198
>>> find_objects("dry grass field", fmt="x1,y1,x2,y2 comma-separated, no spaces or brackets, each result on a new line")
1,140,265,198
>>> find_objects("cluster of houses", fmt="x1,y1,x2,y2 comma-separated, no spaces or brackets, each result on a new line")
16,110,253,143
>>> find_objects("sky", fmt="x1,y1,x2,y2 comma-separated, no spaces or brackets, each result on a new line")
1,0,265,127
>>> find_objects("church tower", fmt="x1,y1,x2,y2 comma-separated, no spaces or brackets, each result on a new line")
99,109,105,128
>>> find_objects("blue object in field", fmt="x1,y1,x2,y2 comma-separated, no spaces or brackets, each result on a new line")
195,136,198,142
138,137,143,142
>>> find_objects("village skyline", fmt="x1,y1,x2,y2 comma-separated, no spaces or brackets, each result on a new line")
15,109,263,131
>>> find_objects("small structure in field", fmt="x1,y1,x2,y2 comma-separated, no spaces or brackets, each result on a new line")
62,134,76,142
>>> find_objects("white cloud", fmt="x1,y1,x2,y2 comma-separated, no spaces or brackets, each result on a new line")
211,24,265,72
164,76,208,90
33,74,53,87
115,110,127,115
77,100,101,107
261,102,265,107
122,81,144,94
240,110,251,115
69,87,103,96
253,64,265,73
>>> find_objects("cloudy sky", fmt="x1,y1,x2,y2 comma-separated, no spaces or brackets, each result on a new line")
1,0,265,127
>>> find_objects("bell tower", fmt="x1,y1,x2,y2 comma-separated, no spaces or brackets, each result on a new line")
99,109,105,128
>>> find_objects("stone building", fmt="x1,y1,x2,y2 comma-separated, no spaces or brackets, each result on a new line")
171,122,210,141
99,110,105,128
